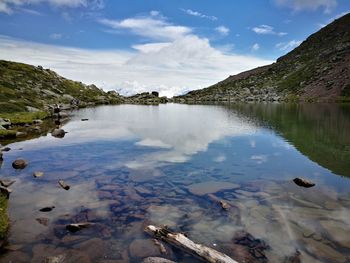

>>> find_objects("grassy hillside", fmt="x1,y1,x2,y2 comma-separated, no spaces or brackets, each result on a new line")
174,13,350,102
0,60,124,113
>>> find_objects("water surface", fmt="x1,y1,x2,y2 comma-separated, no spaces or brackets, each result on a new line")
0,103,349,262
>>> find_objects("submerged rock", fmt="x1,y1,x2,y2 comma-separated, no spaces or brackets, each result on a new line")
232,230,270,262
33,171,44,178
81,118,89,121
1,147,11,152
40,206,55,212
36,217,49,226
51,129,66,138
66,223,93,233
12,159,28,169
187,181,240,196
58,180,70,190
293,178,315,188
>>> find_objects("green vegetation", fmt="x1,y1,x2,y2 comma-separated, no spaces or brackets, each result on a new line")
229,103,350,178
0,60,124,114
0,195,9,240
0,111,48,125
175,13,350,102
0,129,16,138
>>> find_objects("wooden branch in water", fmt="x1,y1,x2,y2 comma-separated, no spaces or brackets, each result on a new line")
145,225,239,263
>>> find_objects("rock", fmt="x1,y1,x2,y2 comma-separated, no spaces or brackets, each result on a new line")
12,159,28,169
39,206,55,212
66,223,93,233
51,129,66,138
33,171,44,178
0,186,12,198
284,250,301,263
220,200,230,210
1,147,11,152
232,230,270,262
73,238,107,260
0,151,2,161
0,179,16,187
293,178,315,188
0,118,11,129
26,106,40,112
33,119,43,125
81,118,89,121
129,239,162,258
43,254,66,263
58,179,70,190
36,217,49,226
142,257,176,263
16,131,27,137
187,181,240,196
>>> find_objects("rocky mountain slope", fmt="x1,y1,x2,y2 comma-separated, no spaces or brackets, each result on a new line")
174,12,350,102
0,60,126,113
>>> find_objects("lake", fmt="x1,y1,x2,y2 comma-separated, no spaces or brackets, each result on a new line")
0,103,350,262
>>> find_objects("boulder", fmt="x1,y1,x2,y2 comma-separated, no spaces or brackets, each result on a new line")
0,152,2,161
25,106,40,112
51,129,66,138
293,178,315,188
16,131,27,137
33,171,44,178
12,159,28,169
0,118,11,129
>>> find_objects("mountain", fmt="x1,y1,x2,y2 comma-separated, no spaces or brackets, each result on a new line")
0,60,127,113
174,13,350,103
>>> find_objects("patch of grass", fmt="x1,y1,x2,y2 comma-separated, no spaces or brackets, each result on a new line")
0,111,49,125
0,195,9,239
0,130,16,138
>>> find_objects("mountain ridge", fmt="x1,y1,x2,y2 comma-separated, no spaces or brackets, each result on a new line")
174,13,350,102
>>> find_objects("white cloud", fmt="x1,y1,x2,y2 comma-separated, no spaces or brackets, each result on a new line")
275,0,337,13
252,25,287,36
251,155,268,164
276,40,302,51
215,26,230,36
0,0,103,14
0,12,272,98
181,8,217,21
98,16,192,41
49,33,62,40
251,43,260,51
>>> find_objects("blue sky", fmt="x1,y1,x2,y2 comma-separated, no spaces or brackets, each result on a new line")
0,0,349,96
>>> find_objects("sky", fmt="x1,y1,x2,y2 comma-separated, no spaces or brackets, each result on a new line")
0,0,349,97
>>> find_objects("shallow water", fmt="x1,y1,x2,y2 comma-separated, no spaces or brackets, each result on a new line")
0,103,350,262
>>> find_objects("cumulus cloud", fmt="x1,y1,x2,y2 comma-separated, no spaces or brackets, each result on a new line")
0,0,103,14
252,25,287,36
98,15,192,41
276,40,302,51
0,12,272,97
274,0,337,13
215,25,230,36
251,43,260,51
181,8,217,21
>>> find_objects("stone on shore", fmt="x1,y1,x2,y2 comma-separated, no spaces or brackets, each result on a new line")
51,129,66,138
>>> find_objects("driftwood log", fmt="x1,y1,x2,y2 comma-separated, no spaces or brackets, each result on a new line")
145,225,239,263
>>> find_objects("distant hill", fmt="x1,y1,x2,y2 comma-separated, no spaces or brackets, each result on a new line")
0,60,125,113
174,12,350,102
